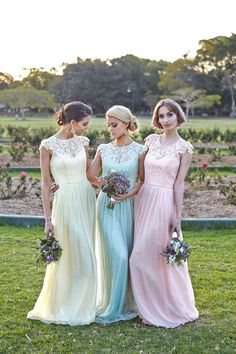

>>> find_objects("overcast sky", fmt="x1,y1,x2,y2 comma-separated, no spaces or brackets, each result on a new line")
1,0,235,78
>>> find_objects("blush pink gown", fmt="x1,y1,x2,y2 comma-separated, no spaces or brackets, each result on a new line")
130,134,199,328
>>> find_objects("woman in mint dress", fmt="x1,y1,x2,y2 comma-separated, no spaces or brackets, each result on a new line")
87,105,147,323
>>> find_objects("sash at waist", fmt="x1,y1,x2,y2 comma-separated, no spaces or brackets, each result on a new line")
58,179,88,186
143,182,173,190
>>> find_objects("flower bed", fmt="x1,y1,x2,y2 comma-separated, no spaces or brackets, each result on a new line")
1,146,236,218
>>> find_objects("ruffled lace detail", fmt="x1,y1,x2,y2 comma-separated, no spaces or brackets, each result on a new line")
39,135,90,158
98,142,147,163
146,134,193,160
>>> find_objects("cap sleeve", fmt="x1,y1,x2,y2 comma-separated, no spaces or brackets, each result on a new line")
144,134,158,148
39,138,52,151
178,140,194,154
80,136,90,147
97,144,105,153
138,143,148,155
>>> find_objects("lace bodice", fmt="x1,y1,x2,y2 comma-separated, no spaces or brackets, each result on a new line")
145,134,193,159
39,135,89,185
40,135,89,157
98,142,147,189
144,134,193,188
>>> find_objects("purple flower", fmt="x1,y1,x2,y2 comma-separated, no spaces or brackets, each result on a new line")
37,236,62,266
45,255,55,262
101,171,130,209
162,237,191,266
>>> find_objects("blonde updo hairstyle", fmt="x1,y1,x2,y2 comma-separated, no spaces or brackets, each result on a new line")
106,105,138,133
152,98,186,129
56,101,93,126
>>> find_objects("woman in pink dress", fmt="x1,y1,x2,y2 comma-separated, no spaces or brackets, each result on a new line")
130,99,199,328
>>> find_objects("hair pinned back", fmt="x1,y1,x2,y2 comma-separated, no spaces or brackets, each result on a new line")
56,108,66,126
128,115,139,132
106,105,139,133
56,101,93,126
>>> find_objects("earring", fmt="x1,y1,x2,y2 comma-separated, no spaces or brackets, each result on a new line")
123,129,128,136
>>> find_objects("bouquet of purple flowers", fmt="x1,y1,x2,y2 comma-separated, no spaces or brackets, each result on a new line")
162,231,191,266
37,234,62,266
101,171,130,209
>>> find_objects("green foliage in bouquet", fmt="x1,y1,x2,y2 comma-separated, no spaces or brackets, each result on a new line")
37,235,62,266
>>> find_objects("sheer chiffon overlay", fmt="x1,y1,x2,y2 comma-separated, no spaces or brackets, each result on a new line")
96,142,147,323
130,134,199,328
27,135,97,325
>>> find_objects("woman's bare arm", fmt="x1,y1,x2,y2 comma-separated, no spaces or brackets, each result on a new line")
86,149,103,186
172,152,192,235
40,147,54,235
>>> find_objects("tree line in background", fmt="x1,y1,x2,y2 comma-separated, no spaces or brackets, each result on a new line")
0,33,235,117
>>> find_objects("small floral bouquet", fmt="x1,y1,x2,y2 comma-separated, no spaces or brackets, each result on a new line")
162,231,191,266
101,171,130,209
37,234,62,266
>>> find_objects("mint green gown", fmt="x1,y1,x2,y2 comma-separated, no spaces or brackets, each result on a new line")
95,141,147,323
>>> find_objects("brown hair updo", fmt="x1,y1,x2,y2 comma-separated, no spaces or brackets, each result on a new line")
56,101,93,126
106,105,139,133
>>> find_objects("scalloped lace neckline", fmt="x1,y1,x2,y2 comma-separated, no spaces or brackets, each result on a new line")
53,134,78,142
159,135,182,147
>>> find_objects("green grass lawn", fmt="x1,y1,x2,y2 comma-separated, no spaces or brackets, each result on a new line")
1,116,236,132
0,226,235,353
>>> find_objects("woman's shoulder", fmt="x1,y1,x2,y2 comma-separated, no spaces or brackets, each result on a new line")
177,138,194,154
78,135,90,146
132,141,148,154
97,142,112,153
39,135,55,151
144,134,160,146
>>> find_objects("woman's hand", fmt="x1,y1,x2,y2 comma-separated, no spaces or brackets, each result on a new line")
44,220,54,236
112,192,131,202
96,177,104,187
171,217,182,237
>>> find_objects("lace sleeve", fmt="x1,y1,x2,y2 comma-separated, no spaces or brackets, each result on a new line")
97,144,105,154
138,143,148,155
178,140,194,155
80,136,90,147
144,134,158,148
39,138,52,151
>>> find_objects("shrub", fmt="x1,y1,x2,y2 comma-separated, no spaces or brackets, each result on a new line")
29,127,56,156
7,126,30,162
0,125,5,136
229,146,236,155
86,129,101,148
139,127,155,141
220,181,236,205
0,164,41,200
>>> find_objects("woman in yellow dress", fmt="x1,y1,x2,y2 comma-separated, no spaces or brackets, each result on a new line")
27,101,97,325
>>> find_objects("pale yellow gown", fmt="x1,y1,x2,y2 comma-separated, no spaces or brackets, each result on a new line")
27,135,97,325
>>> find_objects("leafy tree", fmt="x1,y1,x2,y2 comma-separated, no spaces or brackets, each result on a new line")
0,87,56,116
61,58,111,112
21,67,58,91
171,87,221,117
60,55,167,113
158,58,198,93
196,33,236,115
0,72,14,90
